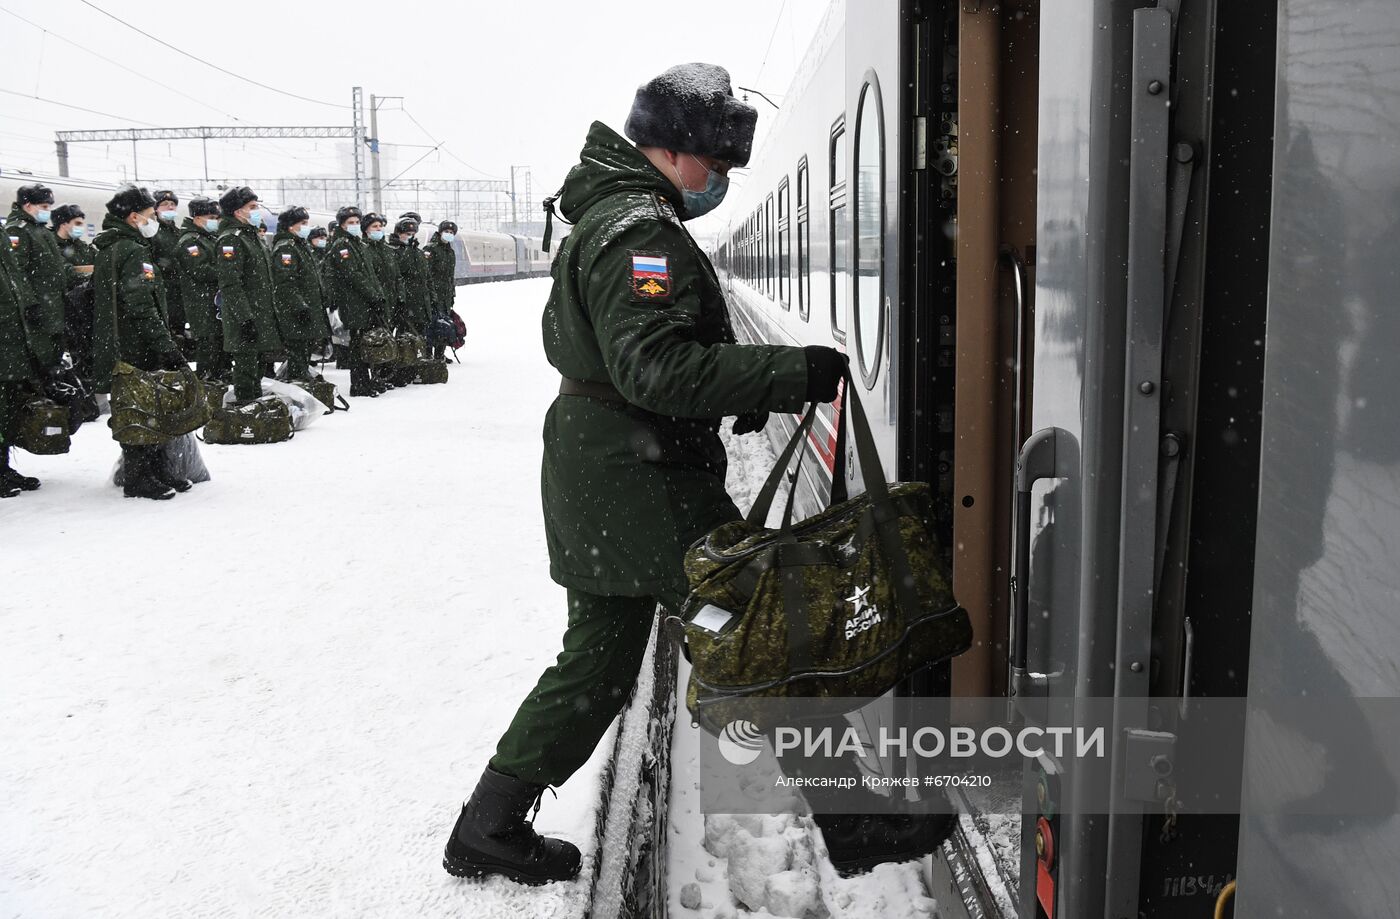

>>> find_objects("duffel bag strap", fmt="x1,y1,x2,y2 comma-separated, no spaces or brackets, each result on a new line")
746,402,819,528
778,546,815,674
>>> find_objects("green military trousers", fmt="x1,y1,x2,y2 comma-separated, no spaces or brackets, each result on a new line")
232,350,261,401
282,340,312,381
194,336,231,381
0,380,22,447
490,589,658,787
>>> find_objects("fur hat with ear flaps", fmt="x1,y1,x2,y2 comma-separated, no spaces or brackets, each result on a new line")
623,63,758,167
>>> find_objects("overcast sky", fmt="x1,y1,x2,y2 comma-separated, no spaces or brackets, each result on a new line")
0,0,827,231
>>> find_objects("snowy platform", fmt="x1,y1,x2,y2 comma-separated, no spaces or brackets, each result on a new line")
0,278,613,918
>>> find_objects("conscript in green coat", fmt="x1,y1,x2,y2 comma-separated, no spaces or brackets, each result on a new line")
388,217,431,337
5,185,67,369
212,187,280,401
0,239,41,496
174,198,229,380
270,207,330,380
320,207,385,397
442,63,850,889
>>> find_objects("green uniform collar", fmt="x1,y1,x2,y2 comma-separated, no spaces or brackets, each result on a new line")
559,121,687,224
93,212,146,250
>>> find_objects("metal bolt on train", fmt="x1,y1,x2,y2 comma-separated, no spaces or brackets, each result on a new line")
702,0,1400,916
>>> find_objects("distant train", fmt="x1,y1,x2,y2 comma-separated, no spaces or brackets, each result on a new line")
0,171,550,283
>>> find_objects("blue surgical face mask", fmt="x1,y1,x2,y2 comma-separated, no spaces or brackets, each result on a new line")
440,232,456,243
675,154,729,219
368,229,385,241
201,217,220,233
345,223,362,237
68,224,85,239
159,210,177,221
295,224,311,239
313,238,327,249
247,209,263,227
34,208,52,225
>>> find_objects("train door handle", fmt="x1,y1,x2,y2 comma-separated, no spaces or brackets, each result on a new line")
1010,426,1067,700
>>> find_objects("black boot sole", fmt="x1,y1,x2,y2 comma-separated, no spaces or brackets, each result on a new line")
442,850,579,886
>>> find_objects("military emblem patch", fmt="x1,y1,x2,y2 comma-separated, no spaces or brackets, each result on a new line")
7,236,18,250
280,252,293,265
186,245,201,256
220,245,235,259
630,253,674,303
141,262,155,280
338,248,351,260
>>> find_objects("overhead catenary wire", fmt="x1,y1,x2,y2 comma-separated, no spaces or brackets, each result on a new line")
76,0,349,110
0,86,160,127
399,106,505,180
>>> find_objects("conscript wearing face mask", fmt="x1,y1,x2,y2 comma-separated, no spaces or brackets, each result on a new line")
138,215,160,238
368,229,385,242
440,232,456,243
345,224,362,238
672,153,730,218
247,209,263,228
313,238,328,249
295,224,311,239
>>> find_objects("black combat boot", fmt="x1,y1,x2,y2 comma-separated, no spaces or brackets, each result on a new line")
0,446,40,494
814,810,957,877
121,446,176,500
443,766,582,885
349,367,378,398
148,445,193,493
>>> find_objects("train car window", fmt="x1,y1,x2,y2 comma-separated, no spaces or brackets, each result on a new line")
853,74,886,383
777,178,791,309
796,157,810,321
765,194,775,298
829,117,848,341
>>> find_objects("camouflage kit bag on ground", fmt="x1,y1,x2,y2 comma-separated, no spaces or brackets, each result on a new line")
413,360,448,385
201,379,229,416
356,328,398,367
201,395,294,445
674,369,972,734
294,376,349,412
108,362,212,446
395,333,426,367
16,397,71,455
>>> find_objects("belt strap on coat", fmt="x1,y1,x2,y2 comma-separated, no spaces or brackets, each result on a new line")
559,376,625,403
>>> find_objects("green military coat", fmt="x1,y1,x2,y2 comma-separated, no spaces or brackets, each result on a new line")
4,206,67,350
57,233,95,284
150,216,185,333
388,235,432,331
541,121,809,607
213,221,281,353
0,242,37,383
270,231,331,342
91,214,177,391
175,218,221,342
424,234,455,318
365,237,399,329
320,230,384,332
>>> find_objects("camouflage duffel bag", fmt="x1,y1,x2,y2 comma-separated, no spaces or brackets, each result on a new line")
293,376,349,413
674,370,972,735
16,397,71,455
357,328,398,367
201,395,294,445
413,360,448,385
201,379,230,416
108,361,212,446
395,333,426,367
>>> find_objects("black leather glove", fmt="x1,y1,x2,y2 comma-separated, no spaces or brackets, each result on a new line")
803,346,849,403
732,410,769,436
240,318,258,344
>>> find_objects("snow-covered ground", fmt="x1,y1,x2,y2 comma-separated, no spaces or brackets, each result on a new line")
0,275,952,919
0,278,607,918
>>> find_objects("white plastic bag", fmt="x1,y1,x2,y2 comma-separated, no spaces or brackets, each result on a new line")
223,378,328,431
329,309,349,347
110,432,211,486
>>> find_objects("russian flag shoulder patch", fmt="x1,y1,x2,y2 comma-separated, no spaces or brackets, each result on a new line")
629,251,674,304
